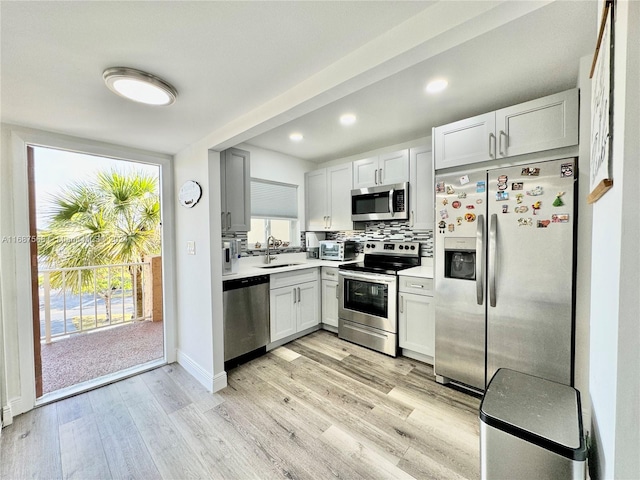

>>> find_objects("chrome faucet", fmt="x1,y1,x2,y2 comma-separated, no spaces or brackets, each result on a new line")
265,236,278,264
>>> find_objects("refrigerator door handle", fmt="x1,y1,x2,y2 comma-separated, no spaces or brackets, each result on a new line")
489,213,497,307
476,214,485,305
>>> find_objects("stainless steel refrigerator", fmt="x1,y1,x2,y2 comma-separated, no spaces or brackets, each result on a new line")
434,157,576,391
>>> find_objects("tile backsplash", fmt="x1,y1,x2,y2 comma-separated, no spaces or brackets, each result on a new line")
225,221,433,257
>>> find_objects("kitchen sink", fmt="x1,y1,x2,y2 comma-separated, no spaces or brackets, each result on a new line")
258,263,302,269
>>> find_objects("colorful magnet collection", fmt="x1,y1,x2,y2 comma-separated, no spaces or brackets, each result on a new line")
436,164,572,234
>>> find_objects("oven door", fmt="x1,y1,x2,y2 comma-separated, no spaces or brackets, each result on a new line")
338,270,397,333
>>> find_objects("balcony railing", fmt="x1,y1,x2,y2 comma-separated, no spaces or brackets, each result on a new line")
39,262,151,344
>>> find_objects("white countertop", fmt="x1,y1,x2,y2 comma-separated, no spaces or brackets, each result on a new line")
398,257,434,279
222,252,360,280
223,252,434,280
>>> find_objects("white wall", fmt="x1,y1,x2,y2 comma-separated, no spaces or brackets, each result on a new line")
0,124,176,419
238,143,316,230
588,2,640,479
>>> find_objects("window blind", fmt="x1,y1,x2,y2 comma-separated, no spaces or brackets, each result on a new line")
251,179,298,219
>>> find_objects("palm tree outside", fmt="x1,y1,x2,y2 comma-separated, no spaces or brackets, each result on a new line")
38,169,161,322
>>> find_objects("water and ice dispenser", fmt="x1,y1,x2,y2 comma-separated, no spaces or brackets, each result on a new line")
444,237,476,280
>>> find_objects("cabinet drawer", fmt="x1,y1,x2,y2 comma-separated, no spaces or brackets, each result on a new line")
398,276,433,295
271,268,319,289
321,266,339,281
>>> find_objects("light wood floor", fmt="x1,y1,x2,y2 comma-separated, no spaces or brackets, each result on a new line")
1,330,481,480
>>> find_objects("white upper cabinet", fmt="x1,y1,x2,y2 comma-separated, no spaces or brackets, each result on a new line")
409,144,434,230
433,89,579,170
352,149,409,188
220,147,250,232
305,163,353,231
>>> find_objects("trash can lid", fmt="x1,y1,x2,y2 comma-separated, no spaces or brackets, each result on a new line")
479,368,587,461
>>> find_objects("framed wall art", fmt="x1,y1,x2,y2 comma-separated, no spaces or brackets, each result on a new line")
588,0,615,204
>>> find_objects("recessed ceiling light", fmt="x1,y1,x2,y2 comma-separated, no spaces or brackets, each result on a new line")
340,113,357,126
425,79,448,94
103,67,178,106
289,133,304,142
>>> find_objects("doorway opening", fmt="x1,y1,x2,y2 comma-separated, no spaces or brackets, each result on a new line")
28,145,166,400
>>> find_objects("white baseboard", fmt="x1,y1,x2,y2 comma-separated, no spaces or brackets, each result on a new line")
176,349,214,391
2,404,13,428
212,371,227,392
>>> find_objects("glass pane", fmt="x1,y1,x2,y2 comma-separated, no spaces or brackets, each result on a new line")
343,278,388,318
248,219,266,246
270,219,291,243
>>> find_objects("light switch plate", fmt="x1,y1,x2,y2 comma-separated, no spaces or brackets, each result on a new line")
187,241,196,255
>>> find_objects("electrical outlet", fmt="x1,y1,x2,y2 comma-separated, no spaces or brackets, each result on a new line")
187,241,196,255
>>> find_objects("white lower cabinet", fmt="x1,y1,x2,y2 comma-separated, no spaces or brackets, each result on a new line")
398,276,435,360
321,267,340,328
270,268,320,343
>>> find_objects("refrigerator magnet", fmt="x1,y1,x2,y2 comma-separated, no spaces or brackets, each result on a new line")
459,175,470,185
561,163,574,178
446,185,455,194
466,204,475,209
518,217,533,226
438,220,447,233
496,191,509,201
448,223,455,232
521,167,540,176
502,205,509,214
512,182,524,190
464,213,476,222
456,216,463,226
551,213,570,223
497,175,508,190
476,181,486,193
532,201,541,214
440,209,449,219
537,220,551,228
515,193,524,204
476,198,483,204
526,186,543,196
436,181,445,193
442,198,449,206
553,192,565,206
458,191,467,199
514,205,529,213
452,200,462,209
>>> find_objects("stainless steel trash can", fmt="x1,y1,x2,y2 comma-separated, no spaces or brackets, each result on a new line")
479,368,587,480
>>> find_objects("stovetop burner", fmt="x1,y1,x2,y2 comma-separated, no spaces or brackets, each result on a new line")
339,241,420,275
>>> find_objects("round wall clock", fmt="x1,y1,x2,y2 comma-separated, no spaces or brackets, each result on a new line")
179,180,202,208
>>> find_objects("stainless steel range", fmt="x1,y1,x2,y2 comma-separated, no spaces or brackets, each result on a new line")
338,241,420,356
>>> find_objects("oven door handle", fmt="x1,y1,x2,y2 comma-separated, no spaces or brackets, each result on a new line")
338,270,396,283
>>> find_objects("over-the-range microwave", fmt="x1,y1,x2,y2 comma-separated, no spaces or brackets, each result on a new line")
351,182,409,222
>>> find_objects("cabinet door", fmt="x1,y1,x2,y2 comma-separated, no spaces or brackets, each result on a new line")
352,156,379,189
222,148,251,232
409,145,433,230
496,88,579,158
379,149,409,185
398,292,435,357
321,280,339,328
297,281,320,331
327,163,353,231
433,112,496,170
270,287,296,342
305,169,328,231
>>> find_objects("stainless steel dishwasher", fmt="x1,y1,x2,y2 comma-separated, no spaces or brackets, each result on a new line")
222,274,270,368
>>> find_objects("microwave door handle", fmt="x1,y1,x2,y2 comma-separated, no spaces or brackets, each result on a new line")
476,214,484,305
388,188,395,216
489,213,497,307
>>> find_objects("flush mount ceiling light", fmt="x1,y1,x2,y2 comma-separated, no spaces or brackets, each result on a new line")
289,133,304,142
103,67,178,106
425,78,448,94
340,113,357,126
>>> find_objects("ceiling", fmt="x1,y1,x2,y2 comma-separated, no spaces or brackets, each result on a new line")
1,1,597,162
